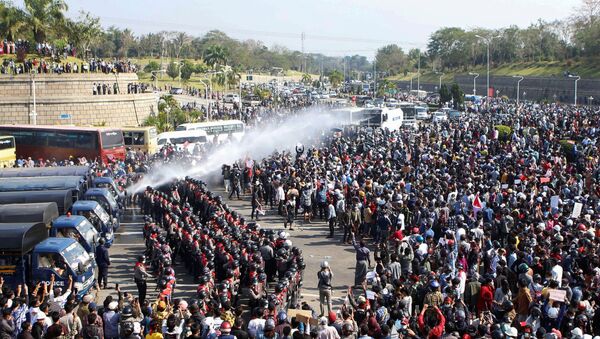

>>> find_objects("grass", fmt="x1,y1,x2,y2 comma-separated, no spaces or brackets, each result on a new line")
386,58,600,82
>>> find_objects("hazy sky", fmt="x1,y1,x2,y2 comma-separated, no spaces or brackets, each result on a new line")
20,0,582,59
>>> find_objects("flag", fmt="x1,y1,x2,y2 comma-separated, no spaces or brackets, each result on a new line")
473,194,483,217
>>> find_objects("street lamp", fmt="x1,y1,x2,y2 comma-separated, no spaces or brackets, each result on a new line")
569,75,581,106
475,34,501,101
512,75,524,106
468,72,479,95
436,72,444,90
29,70,37,125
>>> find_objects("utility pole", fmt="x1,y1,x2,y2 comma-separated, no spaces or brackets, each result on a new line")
417,50,421,97
301,32,306,73
373,59,377,97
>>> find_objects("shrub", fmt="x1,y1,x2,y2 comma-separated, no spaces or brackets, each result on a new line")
495,125,512,142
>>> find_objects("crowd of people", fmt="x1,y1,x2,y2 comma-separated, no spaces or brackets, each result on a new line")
4,90,600,339
219,99,600,339
0,58,138,75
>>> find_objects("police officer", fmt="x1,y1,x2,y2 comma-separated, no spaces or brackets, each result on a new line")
134,255,153,304
218,321,237,339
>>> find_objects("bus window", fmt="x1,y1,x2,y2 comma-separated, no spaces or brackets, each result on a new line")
101,131,124,149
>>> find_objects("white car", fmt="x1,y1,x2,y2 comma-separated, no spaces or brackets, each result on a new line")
223,93,240,103
432,111,448,123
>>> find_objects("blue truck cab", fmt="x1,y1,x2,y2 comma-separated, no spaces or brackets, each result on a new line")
50,215,99,255
0,223,96,299
71,200,115,246
92,177,125,206
83,188,121,230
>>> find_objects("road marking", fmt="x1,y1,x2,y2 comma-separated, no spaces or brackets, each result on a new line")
116,231,144,235
110,243,145,246
301,293,345,300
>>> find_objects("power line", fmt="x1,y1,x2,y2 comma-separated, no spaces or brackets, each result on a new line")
100,15,425,47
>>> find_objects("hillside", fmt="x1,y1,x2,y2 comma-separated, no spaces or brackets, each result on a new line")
387,58,600,83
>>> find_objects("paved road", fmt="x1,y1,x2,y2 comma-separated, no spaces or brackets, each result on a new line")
100,185,358,310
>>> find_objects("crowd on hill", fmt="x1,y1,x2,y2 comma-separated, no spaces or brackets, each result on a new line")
0,57,138,75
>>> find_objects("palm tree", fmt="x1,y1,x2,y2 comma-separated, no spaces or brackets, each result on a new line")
23,0,68,43
204,45,228,68
301,73,312,85
0,4,26,41
226,69,240,90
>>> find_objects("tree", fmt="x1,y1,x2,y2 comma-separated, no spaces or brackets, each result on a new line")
23,0,68,43
166,62,179,81
144,61,160,73
450,83,464,109
301,73,312,85
0,2,26,42
328,69,343,87
204,45,229,68
180,61,195,82
65,11,101,58
375,44,407,75
439,84,452,104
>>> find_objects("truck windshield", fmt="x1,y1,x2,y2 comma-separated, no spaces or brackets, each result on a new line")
95,182,118,196
78,221,97,248
94,205,111,224
61,242,92,273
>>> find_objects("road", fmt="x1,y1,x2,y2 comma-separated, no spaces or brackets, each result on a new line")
100,185,358,310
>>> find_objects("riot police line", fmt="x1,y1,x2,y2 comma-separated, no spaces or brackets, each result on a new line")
139,176,306,314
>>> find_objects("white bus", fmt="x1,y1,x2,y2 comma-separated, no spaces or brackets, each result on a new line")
330,107,404,131
175,120,245,143
157,130,208,153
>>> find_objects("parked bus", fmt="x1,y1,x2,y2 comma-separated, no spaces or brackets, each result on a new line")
157,130,208,153
0,125,125,164
0,136,16,168
175,120,245,143
122,126,158,154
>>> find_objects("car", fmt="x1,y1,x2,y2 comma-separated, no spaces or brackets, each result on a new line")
416,108,431,120
432,111,448,123
242,95,262,106
169,88,183,95
223,93,240,104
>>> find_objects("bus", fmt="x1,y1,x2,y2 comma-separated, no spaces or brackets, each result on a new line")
122,126,158,154
157,130,208,153
330,107,404,131
0,136,16,168
175,120,245,143
0,125,125,164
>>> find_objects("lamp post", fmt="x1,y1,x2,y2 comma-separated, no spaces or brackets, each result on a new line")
436,72,444,90
30,70,37,125
476,34,501,102
569,75,581,106
468,72,479,95
512,75,524,106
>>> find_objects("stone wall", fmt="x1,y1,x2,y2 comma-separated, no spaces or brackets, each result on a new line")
394,75,600,104
0,73,158,127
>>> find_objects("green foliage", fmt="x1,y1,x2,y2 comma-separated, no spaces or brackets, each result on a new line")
494,125,512,141
144,61,160,73
559,139,576,161
439,84,451,103
301,73,312,85
375,44,407,76
204,45,229,68
166,62,179,81
450,83,464,108
328,69,343,87
254,88,270,100
180,60,195,82
65,11,101,58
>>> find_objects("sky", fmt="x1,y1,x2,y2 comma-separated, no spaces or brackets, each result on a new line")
18,0,582,59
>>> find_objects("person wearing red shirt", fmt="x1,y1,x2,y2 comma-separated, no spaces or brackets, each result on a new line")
477,277,495,314
417,304,445,339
